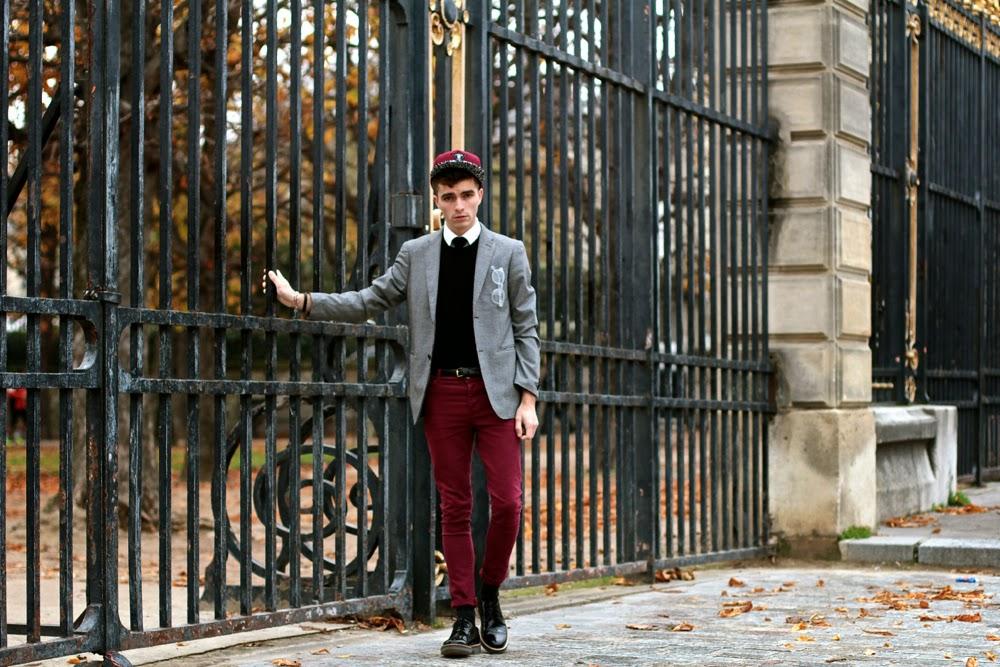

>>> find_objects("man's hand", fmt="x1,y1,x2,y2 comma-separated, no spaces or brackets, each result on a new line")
263,269,304,310
515,393,538,441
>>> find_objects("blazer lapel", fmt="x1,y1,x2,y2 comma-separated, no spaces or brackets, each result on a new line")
425,232,441,323
473,227,496,307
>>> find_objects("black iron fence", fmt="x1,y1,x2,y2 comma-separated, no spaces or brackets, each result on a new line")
871,0,1000,482
0,0,770,662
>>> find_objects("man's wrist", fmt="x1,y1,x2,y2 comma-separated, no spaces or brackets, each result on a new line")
519,391,536,407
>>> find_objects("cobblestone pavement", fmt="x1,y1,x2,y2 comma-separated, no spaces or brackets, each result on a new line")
149,563,1000,667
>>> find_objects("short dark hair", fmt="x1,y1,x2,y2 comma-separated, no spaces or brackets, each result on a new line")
431,167,483,192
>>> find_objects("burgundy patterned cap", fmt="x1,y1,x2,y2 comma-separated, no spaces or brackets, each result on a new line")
430,149,485,186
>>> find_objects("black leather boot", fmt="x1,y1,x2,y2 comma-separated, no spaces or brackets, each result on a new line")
479,597,508,653
440,617,482,658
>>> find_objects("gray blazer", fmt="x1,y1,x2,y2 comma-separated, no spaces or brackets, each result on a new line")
309,226,540,423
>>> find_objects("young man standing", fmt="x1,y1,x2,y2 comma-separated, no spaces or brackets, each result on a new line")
264,149,540,658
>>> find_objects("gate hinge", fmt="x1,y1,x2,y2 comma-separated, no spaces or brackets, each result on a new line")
84,287,122,304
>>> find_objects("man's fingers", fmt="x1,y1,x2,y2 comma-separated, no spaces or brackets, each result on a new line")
515,416,524,438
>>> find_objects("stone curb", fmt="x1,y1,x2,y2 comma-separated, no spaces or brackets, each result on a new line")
841,535,1000,568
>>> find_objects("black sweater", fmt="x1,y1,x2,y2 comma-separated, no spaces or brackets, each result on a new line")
430,237,481,370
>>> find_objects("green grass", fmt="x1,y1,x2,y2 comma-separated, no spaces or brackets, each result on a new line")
503,575,622,599
838,525,873,541
948,490,971,507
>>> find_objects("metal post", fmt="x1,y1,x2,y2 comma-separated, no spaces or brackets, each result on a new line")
629,0,656,566
978,11,987,485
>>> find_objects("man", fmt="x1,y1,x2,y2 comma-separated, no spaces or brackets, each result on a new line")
264,149,540,658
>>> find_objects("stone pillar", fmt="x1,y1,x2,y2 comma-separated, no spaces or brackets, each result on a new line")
767,0,876,542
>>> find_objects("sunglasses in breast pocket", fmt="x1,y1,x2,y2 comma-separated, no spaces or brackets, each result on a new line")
490,266,505,308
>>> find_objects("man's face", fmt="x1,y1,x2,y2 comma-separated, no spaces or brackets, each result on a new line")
433,177,484,235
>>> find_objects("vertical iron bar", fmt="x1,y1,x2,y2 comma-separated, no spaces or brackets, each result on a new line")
157,0,175,628
185,0,203,626
718,0,732,554
238,0,253,617
601,62,611,566
739,0,751,548
310,0,326,604
356,0,370,599
545,49,556,572
695,0,709,555
749,0,761,543
25,0,42,640
573,45,585,571
0,0,8,644
212,0,229,620
126,0,143,631
264,0,278,610
287,0,303,609
978,13,987,485
559,55,570,571
529,29,541,574
61,0,79,635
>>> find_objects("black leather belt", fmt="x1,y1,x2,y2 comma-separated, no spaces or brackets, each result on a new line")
433,367,482,378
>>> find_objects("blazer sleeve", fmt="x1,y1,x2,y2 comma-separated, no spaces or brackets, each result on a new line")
508,240,540,397
308,242,411,323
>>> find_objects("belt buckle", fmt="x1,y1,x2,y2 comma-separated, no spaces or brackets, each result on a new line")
456,368,469,378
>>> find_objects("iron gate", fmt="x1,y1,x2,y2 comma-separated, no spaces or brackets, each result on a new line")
0,0,770,662
420,0,771,614
871,0,1000,482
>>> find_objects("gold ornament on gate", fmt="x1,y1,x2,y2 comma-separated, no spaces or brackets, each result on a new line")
431,0,470,56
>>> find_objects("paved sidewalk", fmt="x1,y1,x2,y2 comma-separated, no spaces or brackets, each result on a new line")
129,562,1000,667
878,483,1000,541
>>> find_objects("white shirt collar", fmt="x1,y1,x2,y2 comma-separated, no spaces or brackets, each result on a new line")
442,219,482,247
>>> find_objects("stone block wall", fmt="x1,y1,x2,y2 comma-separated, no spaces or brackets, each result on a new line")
767,0,877,539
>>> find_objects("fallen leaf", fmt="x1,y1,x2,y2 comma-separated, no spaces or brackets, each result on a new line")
797,635,815,642
783,581,796,587
729,577,745,587
67,658,88,665
946,655,953,660
937,504,993,515
555,623,571,629
545,583,559,596
985,652,997,663
817,579,825,588
753,587,765,593
626,623,657,630
832,634,841,641
933,527,942,534
720,590,729,597
865,649,877,656
859,608,872,618
782,643,795,649
920,600,930,609
671,622,694,632
989,634,1000,641
956,613,983,623
613,577,634,586
272,661,301,667
968,658,979,667
884,642,893,648
834,607,849,614
311,649,330,655
719,601,753,618
654,569,673,583
863,629,895,637
884,513,939,528
680,570,695,581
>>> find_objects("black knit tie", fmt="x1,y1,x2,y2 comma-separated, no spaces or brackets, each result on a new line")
452,237,469,249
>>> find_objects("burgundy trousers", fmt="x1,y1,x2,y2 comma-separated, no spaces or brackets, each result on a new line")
423,375,523,608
